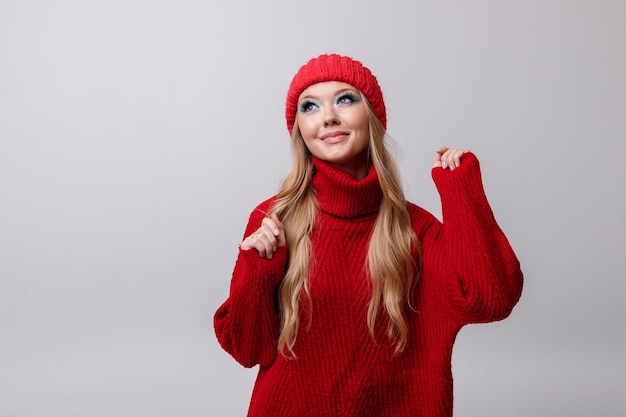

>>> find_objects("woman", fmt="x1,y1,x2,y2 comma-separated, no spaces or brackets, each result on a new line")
214,53,523,416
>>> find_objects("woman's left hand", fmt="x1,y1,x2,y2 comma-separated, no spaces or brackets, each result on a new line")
433,147,467,171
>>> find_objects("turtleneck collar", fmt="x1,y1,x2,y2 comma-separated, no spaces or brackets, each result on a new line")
311,157,383,218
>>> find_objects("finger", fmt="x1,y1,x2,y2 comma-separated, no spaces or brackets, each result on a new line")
269,213,284,233
262,216,281,237
269,214,287,247
448,149,465,170
444,149,457,170
241,227,276,258
239,237,253,251
433,147,446,169
240,232,264,256
255,233,273,259
259,222,279,253
442,149,452,169
452,149,464,169
256,225,278,255
441,148,464,170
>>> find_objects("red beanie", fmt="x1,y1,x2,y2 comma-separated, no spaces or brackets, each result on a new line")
285,54,386,133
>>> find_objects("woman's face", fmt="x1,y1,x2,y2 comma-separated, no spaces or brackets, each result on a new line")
296,81,370,179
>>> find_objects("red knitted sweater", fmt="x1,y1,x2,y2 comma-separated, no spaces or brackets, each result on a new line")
214,152,523,416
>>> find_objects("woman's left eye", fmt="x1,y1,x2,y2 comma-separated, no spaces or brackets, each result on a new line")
336,92,360,105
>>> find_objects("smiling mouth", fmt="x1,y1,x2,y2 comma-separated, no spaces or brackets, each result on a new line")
321,131,349,143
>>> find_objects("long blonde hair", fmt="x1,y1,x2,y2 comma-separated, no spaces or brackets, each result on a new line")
270,96,420,357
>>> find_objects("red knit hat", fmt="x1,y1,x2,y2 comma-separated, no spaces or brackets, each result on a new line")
285,54,386,133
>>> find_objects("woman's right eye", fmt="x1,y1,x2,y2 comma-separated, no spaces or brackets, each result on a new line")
299,100,318,113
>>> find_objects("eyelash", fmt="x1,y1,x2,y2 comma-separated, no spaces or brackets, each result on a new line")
299,92,360,113
299,100,318,113
336,92,360,105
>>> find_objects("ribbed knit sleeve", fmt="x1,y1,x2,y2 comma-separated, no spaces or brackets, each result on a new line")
430,152,523,325
214,199,286,368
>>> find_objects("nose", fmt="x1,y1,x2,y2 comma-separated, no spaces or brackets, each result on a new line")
323,106,340,126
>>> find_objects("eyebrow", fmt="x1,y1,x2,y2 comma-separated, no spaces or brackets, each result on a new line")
298,87,359,103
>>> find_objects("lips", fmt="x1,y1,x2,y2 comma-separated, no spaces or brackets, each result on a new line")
321,131,349,143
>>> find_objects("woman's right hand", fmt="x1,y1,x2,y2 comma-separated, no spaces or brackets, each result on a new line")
240,213,286,259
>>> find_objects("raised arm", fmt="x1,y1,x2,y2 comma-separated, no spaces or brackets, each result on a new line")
214,199,287,368
429,150,523,324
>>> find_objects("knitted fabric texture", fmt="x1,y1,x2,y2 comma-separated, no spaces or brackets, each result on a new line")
214,153,523,416
285,54,387,133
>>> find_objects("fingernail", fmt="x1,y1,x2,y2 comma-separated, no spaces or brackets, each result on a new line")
274,228,279,235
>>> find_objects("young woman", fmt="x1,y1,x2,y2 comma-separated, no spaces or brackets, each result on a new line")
214,53,523,416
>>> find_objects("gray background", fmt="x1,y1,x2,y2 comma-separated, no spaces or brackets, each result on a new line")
1,1,624,416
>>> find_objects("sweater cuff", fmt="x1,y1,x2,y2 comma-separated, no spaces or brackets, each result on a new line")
431,152,486,203
235,245,288,291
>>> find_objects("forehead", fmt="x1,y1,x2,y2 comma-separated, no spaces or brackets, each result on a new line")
298,81,359,101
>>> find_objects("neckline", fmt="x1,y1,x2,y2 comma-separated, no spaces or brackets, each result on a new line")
311,158,383,219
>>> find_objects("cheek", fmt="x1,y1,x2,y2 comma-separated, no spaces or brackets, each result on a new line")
296,116,317,141
342,106,369,131
346,116,370,138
